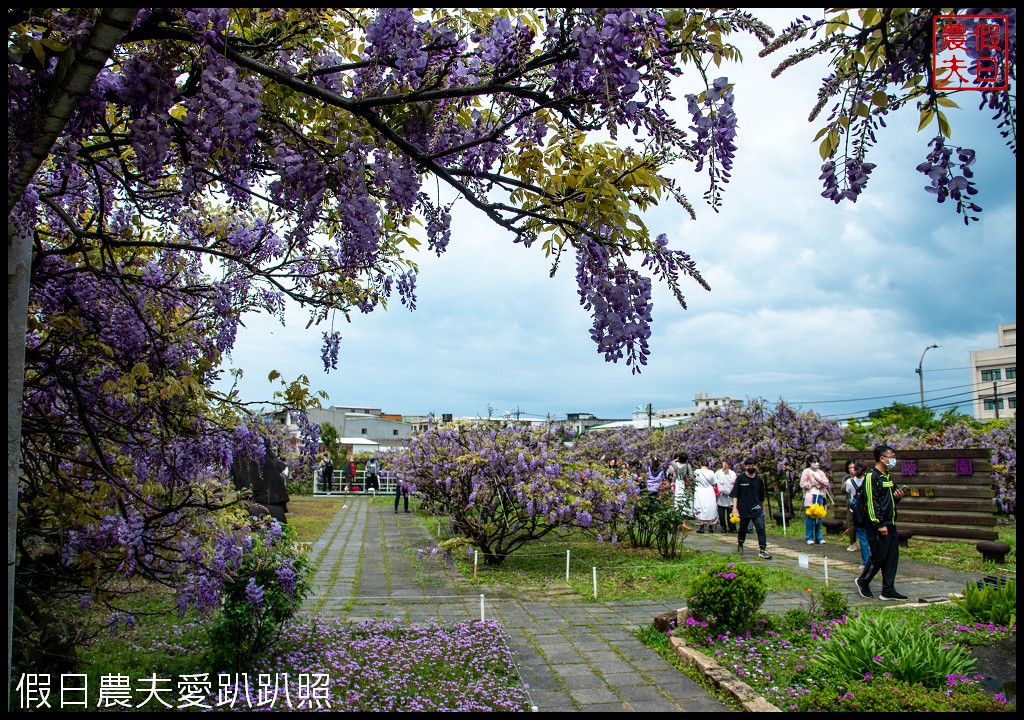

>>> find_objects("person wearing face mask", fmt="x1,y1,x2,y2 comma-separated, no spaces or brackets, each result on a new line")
855,444,908,601
800,456,831,545
730,457,772,559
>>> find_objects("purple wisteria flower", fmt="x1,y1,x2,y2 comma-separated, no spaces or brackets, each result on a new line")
245,577,264,608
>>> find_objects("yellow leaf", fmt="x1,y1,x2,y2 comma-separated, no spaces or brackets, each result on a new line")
936,96,960,108
31,39,46,66
917,107,935,132
871,91,888,109
937,110,951,138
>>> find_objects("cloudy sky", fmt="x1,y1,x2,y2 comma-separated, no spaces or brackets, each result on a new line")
219,9,1017,423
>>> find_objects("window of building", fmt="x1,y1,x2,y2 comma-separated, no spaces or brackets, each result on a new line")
1009,397,1017,409
393,429,399,435
981,369,1002,382
1007,367,1016,379
983,399,1005,410
361,428,367,435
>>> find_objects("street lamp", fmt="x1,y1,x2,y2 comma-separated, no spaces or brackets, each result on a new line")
916,343,940,409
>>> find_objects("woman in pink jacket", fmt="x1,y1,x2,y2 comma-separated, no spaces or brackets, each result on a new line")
800,457,831,545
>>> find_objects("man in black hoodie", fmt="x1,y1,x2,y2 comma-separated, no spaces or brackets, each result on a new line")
730,456,772,560
856,444,908,600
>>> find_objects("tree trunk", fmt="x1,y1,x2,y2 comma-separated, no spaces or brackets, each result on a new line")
7,6,139,694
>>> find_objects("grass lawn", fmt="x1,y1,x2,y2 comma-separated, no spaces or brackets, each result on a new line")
419,516,827,600
760,515,1016,575
285,495,347,544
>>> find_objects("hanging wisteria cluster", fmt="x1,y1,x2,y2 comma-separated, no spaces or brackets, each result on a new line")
763,8,1016,223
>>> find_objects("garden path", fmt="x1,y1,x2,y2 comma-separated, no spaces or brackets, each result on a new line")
299,496,1004,712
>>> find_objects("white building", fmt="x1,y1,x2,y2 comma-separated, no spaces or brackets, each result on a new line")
635,392,744,422
590,393,743,430
969,323,1016,420
271,405,413,453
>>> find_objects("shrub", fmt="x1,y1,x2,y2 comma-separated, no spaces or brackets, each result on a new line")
818,588,849,620
797,676,1015,712
952,578,1016,627
686,562,767,631
811,615,976,690
206,519,313,671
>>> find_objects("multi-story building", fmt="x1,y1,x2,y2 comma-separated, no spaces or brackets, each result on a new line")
590,393,743,430
969,323,1016,420
638,392,744,422
271,405,413,454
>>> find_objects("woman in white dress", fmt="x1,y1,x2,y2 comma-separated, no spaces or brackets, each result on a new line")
713,459,737,533
692,460,719,533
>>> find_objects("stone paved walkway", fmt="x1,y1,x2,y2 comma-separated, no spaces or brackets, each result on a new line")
299,496,982,712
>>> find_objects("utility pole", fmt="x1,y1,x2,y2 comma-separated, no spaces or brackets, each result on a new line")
916,343,939,409
993,381,1000,419
646,403,652,429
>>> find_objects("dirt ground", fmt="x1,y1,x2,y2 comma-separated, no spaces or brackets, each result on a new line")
970,635,1017,701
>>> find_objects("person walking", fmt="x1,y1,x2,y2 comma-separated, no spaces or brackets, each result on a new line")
395,479,411,514
714,459,737,533
730,457,772,559
692,460,719,533
667,452,694,516
800,456,830,545
841,458,859,551
856,445,908,600
364,453,381,492
846,460,871,566
343,455,357,491
320,455,335,493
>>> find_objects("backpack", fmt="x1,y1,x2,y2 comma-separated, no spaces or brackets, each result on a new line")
849,477,868,527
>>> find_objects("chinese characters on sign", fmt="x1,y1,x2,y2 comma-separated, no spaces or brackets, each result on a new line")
900,459,917,477
15,672,332,710
954,458,974,476
933,14,1010,90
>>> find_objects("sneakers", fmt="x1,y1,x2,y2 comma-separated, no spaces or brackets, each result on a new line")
806,540,815,545
855,577,872,599
758,550,772,560
846,544,858,552
737,545,744,556
879,590,909,601
816,539,825,544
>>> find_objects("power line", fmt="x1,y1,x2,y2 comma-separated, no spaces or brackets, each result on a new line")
785,382,975,405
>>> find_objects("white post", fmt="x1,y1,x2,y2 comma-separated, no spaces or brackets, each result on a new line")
480,594,485,622
566,550,570,581
823,557,829,587
780,491,787,534
592,567,597,599
474,551,478,581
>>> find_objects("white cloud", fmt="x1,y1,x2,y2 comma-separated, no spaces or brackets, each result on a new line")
218,9,1016,423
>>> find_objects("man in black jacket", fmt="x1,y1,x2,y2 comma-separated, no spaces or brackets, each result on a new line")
730,457,772,560
856,444,908,600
